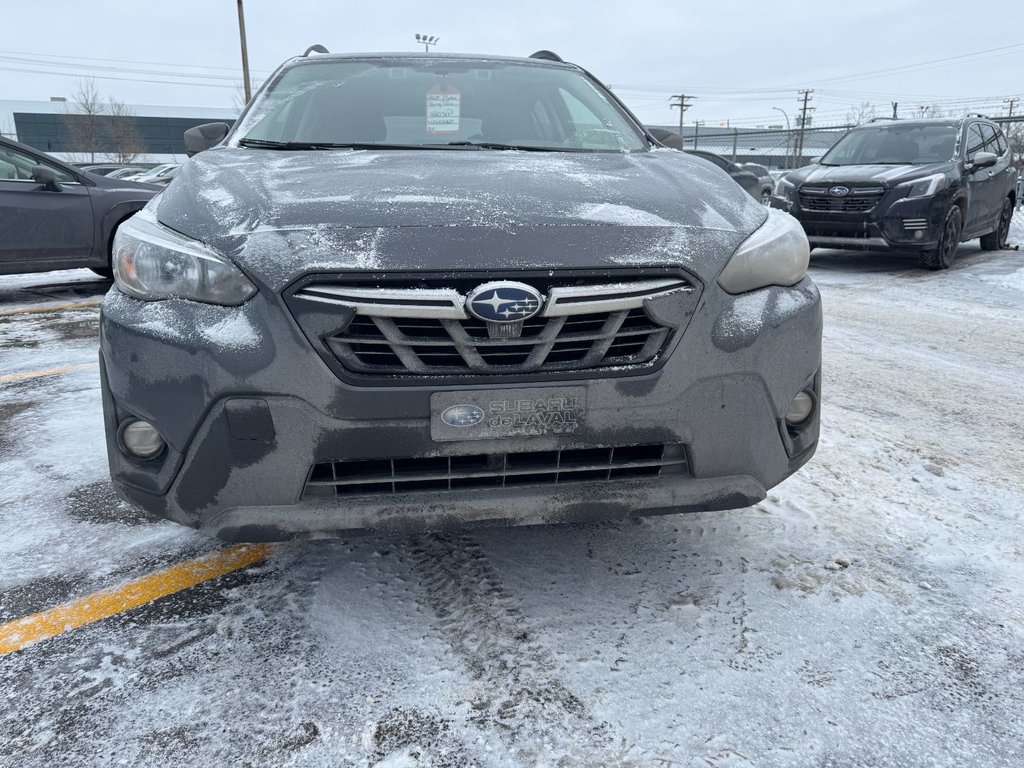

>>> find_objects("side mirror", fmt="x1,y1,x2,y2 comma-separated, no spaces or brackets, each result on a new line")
968,151,998,171
184,122,231,157
31,166,62,192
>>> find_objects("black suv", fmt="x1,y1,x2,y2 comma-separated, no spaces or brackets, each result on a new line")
772,117,1018,269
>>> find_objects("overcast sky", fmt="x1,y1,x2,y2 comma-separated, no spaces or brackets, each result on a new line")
3,1,1023,128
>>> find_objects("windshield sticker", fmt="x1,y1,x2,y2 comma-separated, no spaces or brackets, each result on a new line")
426,85,461,134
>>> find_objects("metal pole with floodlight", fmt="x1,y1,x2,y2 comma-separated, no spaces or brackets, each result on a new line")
772,107,791,170
415,34,440,52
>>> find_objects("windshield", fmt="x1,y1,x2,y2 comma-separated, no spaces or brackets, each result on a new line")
821,124,958,166
233,58,647,152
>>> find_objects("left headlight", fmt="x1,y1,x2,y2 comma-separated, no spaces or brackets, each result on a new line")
718,209,810,295
113,211,257,305
774,177,795,197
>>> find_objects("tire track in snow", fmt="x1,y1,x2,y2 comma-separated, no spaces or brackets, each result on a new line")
407,532,635,765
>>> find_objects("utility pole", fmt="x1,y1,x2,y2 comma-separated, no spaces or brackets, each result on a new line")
236,0,252,103
732,127,738,161
1006,97,1019,117
669,94,694,141
796,89,813,165
693,120,704,150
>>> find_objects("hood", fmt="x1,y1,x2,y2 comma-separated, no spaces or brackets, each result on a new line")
155,147,767,289
787,162,952,188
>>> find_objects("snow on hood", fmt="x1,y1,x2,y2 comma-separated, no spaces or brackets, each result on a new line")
154,147,767,288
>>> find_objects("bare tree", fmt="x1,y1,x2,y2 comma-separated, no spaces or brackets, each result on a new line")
61,78,105,163
845,102,878,126
915,104,949,119
107,98,145,163
1002,120,1024,161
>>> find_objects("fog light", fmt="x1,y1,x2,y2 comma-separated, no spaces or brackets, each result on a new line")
119,419,165,460
785,390,815,425
914,231,924,240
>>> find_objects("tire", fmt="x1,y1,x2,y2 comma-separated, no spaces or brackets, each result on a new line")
919,206,962,270
979,197,1012,251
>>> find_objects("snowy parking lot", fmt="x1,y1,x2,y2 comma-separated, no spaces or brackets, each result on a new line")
1,215,1023,767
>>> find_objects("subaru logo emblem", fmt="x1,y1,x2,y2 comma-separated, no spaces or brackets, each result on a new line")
466,281,544,323
828,186,850,197
440,404,485,428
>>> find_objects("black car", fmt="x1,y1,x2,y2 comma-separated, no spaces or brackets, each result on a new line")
0,137,160,277
684,150,764,202
100,50,821,541
772,117,1018,269
741,163,776,204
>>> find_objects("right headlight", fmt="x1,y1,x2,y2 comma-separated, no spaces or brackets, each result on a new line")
717,209,810,295
113,210,257,305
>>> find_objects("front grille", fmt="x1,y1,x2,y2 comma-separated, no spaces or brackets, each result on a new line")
332,308,666,374
288,275,696,379
303,443,690,498
799,186,885,212
902,217,929,231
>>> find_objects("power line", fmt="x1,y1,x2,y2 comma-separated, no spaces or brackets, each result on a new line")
0,48,274,76
0,64,238,90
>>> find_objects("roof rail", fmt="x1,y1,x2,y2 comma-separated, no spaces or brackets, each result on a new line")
303,44,329,56
529,50,564,62
868,116,898,122
966,112,990,119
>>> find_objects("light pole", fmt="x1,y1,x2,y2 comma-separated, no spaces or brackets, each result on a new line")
772,106,790,170
415,34,439,52
237,0,252,104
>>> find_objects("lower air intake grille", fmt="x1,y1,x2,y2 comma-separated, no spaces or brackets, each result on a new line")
303,443,689,498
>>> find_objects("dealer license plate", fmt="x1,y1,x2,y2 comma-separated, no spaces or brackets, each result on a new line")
430,387,586,442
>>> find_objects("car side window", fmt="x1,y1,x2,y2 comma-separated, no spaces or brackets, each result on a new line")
991,127,1007,156
0,144,76,183
965,124,986,160
979,124,999,156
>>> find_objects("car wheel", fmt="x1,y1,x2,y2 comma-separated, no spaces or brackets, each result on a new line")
919,206,962,270
979,197,1012,251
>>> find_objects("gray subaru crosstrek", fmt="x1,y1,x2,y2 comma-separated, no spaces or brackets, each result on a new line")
100,50,821,541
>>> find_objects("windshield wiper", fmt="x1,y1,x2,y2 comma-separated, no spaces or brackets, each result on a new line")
237,138,422,150
443,141,551,151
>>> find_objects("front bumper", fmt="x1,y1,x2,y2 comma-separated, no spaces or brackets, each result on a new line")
771,189,947,251
100,277,822,541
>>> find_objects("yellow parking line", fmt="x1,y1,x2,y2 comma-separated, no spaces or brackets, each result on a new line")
0,543,275,655
0,362,98,384
0,300,103,317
